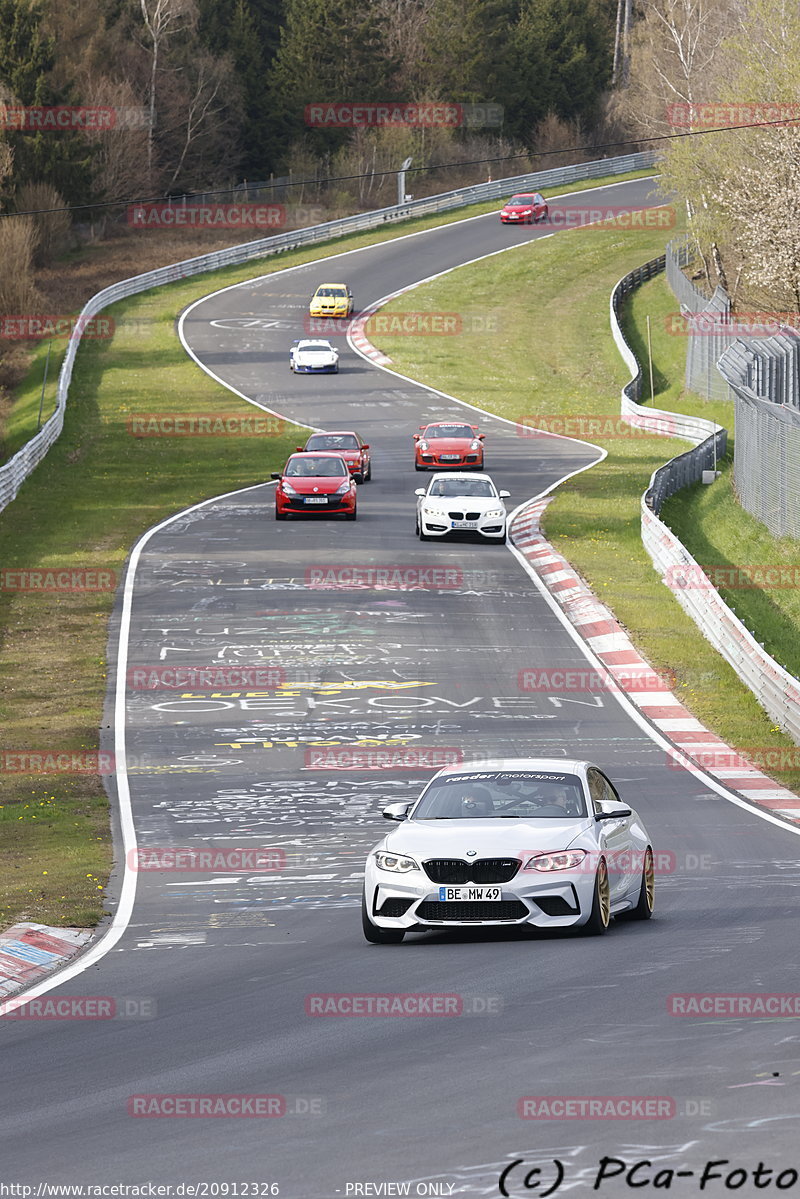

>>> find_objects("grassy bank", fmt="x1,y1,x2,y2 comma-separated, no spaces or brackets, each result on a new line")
371,219,800,792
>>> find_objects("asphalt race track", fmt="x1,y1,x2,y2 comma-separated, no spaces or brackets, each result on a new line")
3,178,800,1197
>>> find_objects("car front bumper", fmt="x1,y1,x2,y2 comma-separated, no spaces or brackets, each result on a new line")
416,454,482,469
277,494,356,516
419,511,505,538
292,362,338,372
364,865,596,930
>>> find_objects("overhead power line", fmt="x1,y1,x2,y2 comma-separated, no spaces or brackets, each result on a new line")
2,117,799,220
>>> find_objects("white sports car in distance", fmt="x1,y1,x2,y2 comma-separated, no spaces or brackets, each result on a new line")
415,473,509,540
362,758,654,943
289,339,339,373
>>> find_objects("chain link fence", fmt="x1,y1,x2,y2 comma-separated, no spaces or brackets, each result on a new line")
666,237,800,538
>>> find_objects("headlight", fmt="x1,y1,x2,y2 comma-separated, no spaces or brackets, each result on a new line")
524,850,588,872
521,209,532,215
422,505,442,516
281,481,299,496
484,508,505,518
418,441,429,451
471,440,481,450
374,851,419,873
334,480,351,495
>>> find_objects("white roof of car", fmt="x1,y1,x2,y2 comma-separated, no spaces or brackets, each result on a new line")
296,340,335,350
433,757,590,778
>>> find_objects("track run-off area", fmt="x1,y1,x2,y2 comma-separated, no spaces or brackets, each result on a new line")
2,177,800,1198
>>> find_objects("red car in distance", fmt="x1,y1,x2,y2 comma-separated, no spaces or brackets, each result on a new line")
298,430,371,483
413,421,485,471
499,191,548,225
272,452,357,520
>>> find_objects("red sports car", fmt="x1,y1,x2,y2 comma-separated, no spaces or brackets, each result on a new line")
413,422,485,471
298,431,371,483
272,452,357,520
499,192,548,224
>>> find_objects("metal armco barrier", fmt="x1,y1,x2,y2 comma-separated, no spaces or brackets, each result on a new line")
0,150,657,516
611,257,800,743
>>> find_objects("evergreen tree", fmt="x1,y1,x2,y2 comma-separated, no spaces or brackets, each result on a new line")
267,0,396,166
0,0,92,204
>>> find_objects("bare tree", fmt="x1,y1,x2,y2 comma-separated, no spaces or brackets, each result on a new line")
137,0,197,181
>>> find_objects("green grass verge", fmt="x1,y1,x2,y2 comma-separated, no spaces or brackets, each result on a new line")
0,165,660,932
1,165,656,460
371,218,800,793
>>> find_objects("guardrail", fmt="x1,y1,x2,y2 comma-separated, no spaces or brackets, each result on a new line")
0,150,657,516
610,257,800,743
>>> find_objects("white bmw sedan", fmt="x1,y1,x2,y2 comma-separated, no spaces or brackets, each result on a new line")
414,473,510,540
362,759,654,943
289,339,339,373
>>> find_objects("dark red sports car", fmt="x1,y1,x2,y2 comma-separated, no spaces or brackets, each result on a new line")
413,421,485,471
298,431,371,483
272,452,357,520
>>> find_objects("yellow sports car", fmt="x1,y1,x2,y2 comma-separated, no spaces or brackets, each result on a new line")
309,283,354,318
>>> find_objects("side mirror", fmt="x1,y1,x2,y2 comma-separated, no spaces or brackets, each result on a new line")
295,446,304,452
362,444,370,450
478,434,486,440
382,802,411,822
414,488,426,496
595,807,632,821
270,472,282,480
499,490,510,498
413,434,420,441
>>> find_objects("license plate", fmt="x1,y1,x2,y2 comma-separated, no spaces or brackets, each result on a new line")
304,497,327,504
438,886,501,901
440,455,460,461
452,520,478,528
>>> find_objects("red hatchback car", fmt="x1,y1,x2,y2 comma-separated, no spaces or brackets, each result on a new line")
272,452,357,520
499,191,548,224
298,430,371,483
413,421,485,471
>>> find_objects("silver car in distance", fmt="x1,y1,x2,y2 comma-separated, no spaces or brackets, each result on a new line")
362,758,654,944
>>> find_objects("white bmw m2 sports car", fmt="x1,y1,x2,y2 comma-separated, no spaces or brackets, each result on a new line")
362,758,654,943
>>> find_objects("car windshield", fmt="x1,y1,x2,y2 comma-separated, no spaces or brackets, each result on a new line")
412,771,587,819
300,343,333,353
508,195,534,205
316,287,346,297
306,434,359,450
285,456,347,477
428,479,495,498
424,425,475,439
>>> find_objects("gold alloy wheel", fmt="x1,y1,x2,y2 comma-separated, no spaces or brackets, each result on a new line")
644,847,655,913
597,858,611,928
